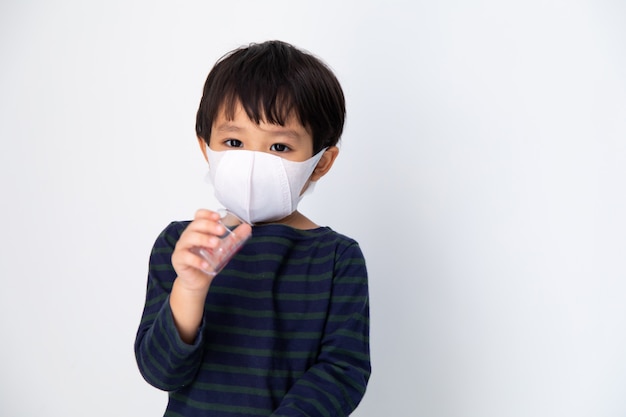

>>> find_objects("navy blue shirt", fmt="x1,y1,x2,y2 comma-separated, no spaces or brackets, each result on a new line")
135,221,371,416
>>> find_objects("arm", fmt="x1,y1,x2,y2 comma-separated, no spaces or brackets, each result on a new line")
271,243,371,416
134,210,251,390
134,221,206,391
169,209,233,343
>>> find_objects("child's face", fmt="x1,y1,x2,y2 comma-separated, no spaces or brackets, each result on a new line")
207,102,315,162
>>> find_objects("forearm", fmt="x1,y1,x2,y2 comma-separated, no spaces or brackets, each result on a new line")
271,350,370,416
135,296,206,391
169,278,209,344
135,221,207,391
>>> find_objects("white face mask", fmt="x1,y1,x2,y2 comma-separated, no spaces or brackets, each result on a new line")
206,147,326,224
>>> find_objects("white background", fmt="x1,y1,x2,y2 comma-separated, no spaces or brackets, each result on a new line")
1,0,625,416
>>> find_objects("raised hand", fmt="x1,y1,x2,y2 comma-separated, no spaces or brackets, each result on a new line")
169,209,251,343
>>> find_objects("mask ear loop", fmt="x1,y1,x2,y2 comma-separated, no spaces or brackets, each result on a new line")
301,180,317,198
298,147,328,199
242,151,255,224
204,144,214,184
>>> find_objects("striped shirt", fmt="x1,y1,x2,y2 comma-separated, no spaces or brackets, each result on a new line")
135,221,371,416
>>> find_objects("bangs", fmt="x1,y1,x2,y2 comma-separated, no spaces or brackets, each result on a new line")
219,85,301,128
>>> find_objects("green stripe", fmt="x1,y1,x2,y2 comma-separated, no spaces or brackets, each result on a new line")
328,313,369,325
206,343,317,360
163,232,180,247
299,379,343,415
332,295,368,303
150,263,175,272
200,362,303,379
322,347,370,363
334,328,370,343
152,247,174,255
205,304,328,320
139,311,158,326
282,393,329,417
136,348,164,389
210,286,331,301
205,323,322,340
144,292,167,308
235,251,335,266
164,411,186,417
312,361,368,399
250,235,344,251
169,392,270,415
310,366,356,410
336,257,366,268
193,381,286,397
140,342,192,389
224,268,333,282
333,276,368,285
155,311,202,365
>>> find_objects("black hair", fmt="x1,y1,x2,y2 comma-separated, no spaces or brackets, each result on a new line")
195,40,345,154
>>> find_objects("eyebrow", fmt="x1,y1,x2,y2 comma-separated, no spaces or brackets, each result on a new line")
215,123,303,140
215,124,242,133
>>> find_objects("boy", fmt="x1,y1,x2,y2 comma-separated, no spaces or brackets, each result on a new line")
135,40,370,417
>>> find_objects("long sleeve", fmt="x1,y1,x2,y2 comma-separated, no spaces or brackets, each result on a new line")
134,221,205,391
271,242,371,417
134,223,371,416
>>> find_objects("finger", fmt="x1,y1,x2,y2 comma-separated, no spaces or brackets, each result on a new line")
174,244,225,276
172,246,211,273
185,218,226,237
194,209,221,221
176,231,222,251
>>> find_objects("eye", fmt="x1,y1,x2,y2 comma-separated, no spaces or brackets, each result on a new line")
224,139,243,148
270,143,290,152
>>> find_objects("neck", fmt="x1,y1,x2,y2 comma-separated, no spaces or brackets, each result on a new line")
256,211,319,230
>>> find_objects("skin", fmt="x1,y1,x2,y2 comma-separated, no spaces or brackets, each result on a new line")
170,103,339,343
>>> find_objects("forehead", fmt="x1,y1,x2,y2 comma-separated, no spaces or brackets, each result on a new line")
213,101,312,138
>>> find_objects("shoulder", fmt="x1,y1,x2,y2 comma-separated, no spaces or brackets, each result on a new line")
159,220,191,238
251,224,359,247
314,227,364,259
249,225,366,266
150,220,191,253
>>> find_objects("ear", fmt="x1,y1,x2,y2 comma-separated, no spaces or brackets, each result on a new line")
310,146,339,181
197,136,209,162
